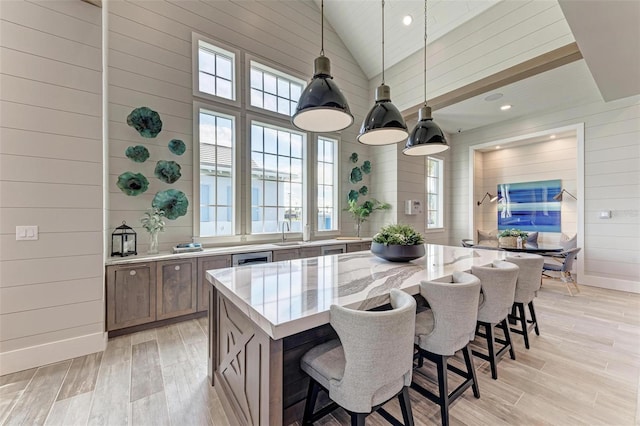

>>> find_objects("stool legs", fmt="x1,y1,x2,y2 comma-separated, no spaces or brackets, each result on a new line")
473,320,515,380
509,301,540,350
529,301,540,335
302,379,320,425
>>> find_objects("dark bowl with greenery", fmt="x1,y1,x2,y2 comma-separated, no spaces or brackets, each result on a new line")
371,224,426,262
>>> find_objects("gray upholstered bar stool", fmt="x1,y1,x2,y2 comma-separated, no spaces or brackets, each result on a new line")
300,288,416,426
411,271,482,426
506,253,545,349
471,260,519,380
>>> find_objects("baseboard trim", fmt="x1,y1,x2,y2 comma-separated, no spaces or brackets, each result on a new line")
580,274,639,294
0,332,107,375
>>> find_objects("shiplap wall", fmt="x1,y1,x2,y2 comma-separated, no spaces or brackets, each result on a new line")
450,95,640,291
373,0,575,112
475,137,578,244
107,0,371,248
0,0,104,374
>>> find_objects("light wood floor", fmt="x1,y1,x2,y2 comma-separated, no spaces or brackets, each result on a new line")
1,279,639,425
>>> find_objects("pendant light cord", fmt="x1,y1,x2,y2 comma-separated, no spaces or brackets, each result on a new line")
381,0,385,84
423,0,427,107
320,0,325,56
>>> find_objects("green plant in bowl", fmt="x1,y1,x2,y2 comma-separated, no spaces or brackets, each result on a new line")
371,224,425,262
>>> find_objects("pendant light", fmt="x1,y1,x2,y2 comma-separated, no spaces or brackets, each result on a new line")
403,0,448,156
357,0,408,146
292,0,353,133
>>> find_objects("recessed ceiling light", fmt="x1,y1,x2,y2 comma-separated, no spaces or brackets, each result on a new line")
550,134,556,139
484,93,503,102
500,104,512,111
495,145,500,149
403,15,412,26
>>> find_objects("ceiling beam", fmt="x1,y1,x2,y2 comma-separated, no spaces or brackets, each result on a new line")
402,42,583,121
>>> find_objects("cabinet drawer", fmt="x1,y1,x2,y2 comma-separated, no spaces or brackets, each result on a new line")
273,248,300,262
156,259,197,320
106,264,156,331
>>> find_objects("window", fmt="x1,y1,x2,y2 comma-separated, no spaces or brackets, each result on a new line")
199,108,235,236
250,121,305,234
196,39,235,101
426,157,444,229
250,61,304,116
317,137,338,231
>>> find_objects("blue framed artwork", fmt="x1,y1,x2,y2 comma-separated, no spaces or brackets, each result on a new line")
497,179,561,232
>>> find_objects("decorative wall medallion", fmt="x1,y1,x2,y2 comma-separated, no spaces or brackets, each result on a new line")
348,190,359,203
168,139,186,155
349,152,359,163
152,189,188,219
361,160,372,174
125,145,150,163
350,167,363,184
127,106,163,138
154,160,182,184
116,172,149,196
359,185,368,196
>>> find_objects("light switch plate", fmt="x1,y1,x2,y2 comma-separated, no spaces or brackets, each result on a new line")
16,225,38,240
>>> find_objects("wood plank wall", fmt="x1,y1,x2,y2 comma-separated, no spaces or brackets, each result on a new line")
450,95,640,290
0,0,104,374
106,0,371,248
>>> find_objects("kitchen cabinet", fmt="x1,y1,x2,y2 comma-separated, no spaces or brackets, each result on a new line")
197,255,231,312
347,241,372,253
299,246,322,258
106,263,156,330
156,259,197,321
273,248,300,262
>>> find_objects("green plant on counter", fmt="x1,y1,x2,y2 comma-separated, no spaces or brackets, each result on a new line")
140,208,166,234
373,224,424,246
497,228,528,238
345,199,390,238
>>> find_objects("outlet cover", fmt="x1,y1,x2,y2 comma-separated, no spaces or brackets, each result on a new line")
16,225,38,241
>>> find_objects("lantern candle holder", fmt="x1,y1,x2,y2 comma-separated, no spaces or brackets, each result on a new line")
111,221,137,257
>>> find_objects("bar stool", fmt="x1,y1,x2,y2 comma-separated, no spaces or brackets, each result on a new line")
471,260,519,380
506,253,545,349
411,271,482,426
300,288,416,426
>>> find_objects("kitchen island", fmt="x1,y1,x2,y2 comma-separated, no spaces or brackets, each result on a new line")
206,244,506,425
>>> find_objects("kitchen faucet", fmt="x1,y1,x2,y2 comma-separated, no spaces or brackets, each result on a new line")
281,221,290,242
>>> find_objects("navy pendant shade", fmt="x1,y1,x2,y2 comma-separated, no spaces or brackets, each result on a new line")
358,84,409,145
403,105,448,155
292,56,354,132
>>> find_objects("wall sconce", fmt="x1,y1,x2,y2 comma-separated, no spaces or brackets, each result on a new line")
477,192,498,206
553,189,577,201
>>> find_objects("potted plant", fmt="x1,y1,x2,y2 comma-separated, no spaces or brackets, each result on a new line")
345,199,390,238
371,224,426,262
497,228,528,248
140,208,166,254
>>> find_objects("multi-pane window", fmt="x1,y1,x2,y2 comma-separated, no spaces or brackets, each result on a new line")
317,137,338,231
250,61,304,116
251,122,305,233
197,40,235,100
426,157,444,229
199,108,234,236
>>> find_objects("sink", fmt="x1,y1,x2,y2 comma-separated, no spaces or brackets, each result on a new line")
272,242,302,246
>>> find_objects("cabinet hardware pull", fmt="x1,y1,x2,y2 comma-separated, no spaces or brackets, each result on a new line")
175,265,180,271
130,270,136,276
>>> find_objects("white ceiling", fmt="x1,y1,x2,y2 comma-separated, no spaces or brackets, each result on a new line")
432,59,602,133
321,0,500,79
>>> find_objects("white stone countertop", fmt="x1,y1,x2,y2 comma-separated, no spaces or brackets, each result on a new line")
207,244,507,340
105,238,369,265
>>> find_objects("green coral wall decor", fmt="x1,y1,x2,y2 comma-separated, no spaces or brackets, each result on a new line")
117,172,149,196
127,106,163,138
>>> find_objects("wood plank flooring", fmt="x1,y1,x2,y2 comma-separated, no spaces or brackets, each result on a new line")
1,279,638,425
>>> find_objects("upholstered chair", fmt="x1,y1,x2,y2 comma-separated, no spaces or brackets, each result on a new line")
506,253,545,349
543,247,582,296
412,271,482,426
300,288,416,426
471,260,519,380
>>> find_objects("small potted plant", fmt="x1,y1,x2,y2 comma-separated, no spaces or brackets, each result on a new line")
345,199,391,238
371,224,426,262
140,208,166,254
497,228,528,248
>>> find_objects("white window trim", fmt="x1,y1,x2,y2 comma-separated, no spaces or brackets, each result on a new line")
192,32,242,109
313,134,341,237
244,53,307,122
425,155,445,233
192,101,241,245
243,113,308,243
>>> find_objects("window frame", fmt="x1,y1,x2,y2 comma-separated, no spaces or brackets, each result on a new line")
245,54,307,121
192,33,241,108
243,113,308,242
314,135,341,236
192,101,241,243
425,156,445,232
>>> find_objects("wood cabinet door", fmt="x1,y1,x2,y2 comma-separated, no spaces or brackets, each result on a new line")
273,248,300,262
346,242,363,252
299,246,322,259
197,255,231,312
156,259,197,320
106,263,156,331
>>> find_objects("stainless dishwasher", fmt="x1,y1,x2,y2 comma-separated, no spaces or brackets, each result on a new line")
231,251,272,266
